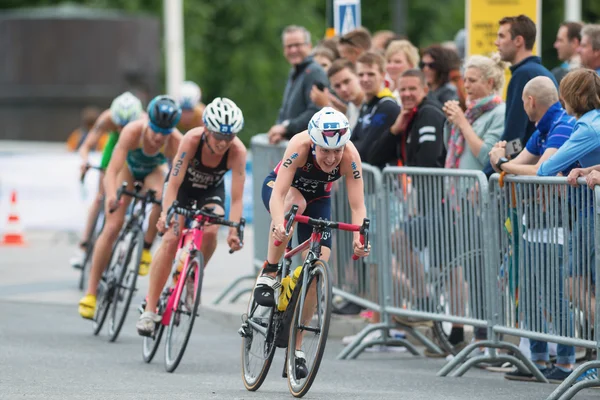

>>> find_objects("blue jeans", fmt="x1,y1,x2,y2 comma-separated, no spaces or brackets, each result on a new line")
523,242,575,365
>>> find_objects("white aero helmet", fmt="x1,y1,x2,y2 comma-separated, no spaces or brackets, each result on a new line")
203,97,244,135
308,107,351,149
110,91,143,126
179,81,202,110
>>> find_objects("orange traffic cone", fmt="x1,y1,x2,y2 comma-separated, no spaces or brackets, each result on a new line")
2,190,26,246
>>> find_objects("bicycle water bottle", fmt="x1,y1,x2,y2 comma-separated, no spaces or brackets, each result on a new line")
171,248,187,286
277,266,303,312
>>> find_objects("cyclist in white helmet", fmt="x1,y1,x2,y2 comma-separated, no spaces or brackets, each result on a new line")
177,81,206,133
72,92,144,269
251,107,370,376
136,97,248,336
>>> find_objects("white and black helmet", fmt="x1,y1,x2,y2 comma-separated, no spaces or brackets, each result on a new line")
110,91,143,126
308,107,351,149
179,81,201,110
203,97,244,135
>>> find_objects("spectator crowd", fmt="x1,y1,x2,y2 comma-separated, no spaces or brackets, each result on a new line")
267,16,600,386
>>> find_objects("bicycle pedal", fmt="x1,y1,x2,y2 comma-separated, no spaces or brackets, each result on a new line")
238,323,250,338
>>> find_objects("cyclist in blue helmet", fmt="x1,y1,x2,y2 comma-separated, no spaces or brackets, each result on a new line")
79,95,184,320
71,92,144,269
137,97,248,336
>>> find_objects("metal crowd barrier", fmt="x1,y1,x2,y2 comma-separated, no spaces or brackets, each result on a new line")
213,134,287,304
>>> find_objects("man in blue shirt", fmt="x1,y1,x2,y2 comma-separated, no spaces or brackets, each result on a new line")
578,24,600,75
489,76,577,383
484,15,557,176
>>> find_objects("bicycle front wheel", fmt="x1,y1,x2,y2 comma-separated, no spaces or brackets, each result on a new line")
108,228,143,342
164,254,204,373
287,259,332,398
78,208,104,291
241,271,276,391
92,233,124,336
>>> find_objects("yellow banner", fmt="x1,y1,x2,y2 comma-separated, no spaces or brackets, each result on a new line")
466,0,541,57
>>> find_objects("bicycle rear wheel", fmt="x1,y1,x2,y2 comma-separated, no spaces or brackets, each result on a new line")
241,273,277,391
287,260,332,398
108,228,143,342
164,254,204,373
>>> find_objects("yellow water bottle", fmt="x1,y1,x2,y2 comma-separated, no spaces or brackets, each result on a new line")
277,266,303,312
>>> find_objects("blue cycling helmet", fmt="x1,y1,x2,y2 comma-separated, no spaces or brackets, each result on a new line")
147,95,182,134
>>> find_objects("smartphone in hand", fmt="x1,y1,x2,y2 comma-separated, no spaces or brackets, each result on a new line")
506,138,523,158
315,82,325,91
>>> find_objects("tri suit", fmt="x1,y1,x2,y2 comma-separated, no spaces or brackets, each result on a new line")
261,147,341,248
171,134,228,209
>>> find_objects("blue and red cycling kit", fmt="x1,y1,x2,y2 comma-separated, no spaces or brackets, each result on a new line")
262,147,341,247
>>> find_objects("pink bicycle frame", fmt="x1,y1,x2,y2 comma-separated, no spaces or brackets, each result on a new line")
161,215,207,325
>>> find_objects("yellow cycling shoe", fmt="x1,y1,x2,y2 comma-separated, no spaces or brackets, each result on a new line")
79,294,96,320
138,249,152,276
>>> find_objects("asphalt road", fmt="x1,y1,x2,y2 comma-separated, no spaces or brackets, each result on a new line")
1,233,598,399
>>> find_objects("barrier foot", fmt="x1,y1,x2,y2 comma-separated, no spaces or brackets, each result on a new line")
336,323,388,360
346,338,421,360
211,274,256,305
547,362,600,400
437,340,548,383
229,287,253,303
396,323,444,356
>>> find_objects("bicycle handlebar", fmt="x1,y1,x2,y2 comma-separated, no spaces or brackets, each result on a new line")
80,164,104,183
109,181,161,213
162,200,245,254
274,204,370,260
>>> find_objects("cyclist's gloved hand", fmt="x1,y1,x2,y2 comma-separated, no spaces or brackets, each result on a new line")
227,229,242,252
352,238,370,258
272,223,290,243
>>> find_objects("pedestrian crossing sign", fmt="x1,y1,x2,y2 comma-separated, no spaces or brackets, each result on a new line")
334,0,361,36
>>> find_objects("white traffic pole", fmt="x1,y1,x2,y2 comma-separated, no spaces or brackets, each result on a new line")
564,0,581,22
163,0,185,98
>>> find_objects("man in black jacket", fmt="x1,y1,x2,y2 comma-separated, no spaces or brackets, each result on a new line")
350,51,400,165
268,25,329,144
368,69,446,168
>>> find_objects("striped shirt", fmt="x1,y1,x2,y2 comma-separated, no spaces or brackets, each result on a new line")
526,102,575,174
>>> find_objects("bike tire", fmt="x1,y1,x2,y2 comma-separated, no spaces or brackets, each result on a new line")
241,271,277,391
78,207,104,291
143,323,165,363
108,228,143,342
92,232,123,336
164,254,204,373
287,259,332,398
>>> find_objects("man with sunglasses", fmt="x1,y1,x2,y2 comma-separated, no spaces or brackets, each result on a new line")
79,95,183,319
137,97,247,335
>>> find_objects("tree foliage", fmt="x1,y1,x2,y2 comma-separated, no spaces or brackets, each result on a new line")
1,0,598,144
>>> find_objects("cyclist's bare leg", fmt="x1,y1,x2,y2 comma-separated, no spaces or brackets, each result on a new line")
296,247,330,350
264,187,307,277
81,172,106,249
145,214,184,313
199,203,224,265
141,167,165,247
85,166,134,296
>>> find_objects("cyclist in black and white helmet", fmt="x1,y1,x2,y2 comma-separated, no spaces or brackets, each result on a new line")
137,97,249,336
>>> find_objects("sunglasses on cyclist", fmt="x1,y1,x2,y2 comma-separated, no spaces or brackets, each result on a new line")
322,127,349,137
208,130,236,142
149,121,173,135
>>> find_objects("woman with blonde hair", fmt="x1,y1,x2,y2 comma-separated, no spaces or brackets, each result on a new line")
434,54,507,356
385,40,420,99
444,54,507,170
